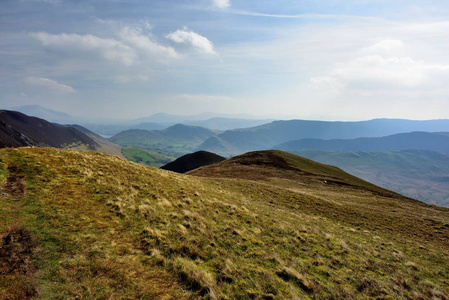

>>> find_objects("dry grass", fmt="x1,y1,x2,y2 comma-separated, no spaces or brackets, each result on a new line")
0,148,448,299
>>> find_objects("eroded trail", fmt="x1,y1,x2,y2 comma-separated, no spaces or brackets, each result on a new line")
1,165,26,201
0,227,37,299
0,164,37,299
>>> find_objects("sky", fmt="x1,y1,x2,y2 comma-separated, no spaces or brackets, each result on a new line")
1,0,449,121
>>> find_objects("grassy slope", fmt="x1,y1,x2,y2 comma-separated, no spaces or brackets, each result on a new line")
1,148,448,299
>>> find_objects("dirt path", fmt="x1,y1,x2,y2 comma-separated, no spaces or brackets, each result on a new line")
0,165,26,201
0,164,36,299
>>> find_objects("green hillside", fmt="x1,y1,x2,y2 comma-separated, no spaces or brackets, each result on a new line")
110,124,220,157
121,146,175,167
1,148,448,299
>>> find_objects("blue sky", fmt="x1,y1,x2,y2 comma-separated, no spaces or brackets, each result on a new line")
1,0,449,120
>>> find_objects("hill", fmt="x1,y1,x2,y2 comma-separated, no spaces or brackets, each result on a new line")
110,124,220,157
0,110,98,150
69,124,125,158
161,151,226,173
275,132,449,153
121,147,175,168
189,150,398,197
1,148,448,298
198,119,449,155
293,150,449,207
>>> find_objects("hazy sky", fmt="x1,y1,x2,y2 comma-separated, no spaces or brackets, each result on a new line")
1,0,449,120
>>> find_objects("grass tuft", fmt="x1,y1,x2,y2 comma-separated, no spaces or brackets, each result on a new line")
169,257,218,299
276,267,315,293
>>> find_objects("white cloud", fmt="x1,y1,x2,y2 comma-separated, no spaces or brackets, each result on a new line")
300,37,449,119
31,27,178,66
311,44,449,91
118,26,178,60
166,28,215,54
362,39,404,57
213,0,230,9
30,32,137,66
25,77,75,93
333,55,429,88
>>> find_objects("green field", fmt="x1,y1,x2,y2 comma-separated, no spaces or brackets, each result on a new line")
121,146,176,167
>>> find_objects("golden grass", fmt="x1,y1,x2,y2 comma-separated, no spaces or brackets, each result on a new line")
0,147,448,299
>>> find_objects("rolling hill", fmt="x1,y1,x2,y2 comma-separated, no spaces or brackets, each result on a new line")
110,124,220,157
0,110,98,150
1,148,448,299
121,147,176,168
69,124,125,159
275,131,449,153
161,151,226,173
188,150,399,197
198,119,449,155
293,150,449,207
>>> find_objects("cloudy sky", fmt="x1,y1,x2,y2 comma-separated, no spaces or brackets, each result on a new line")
1,0,449,121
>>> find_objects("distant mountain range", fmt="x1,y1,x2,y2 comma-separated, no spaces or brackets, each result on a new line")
10,105,279,135
183,117,274,131
133,112,275,125
275,132,449,153
110,124,220,157
198,119,449,154
128,118,273,132
82,117,274,137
